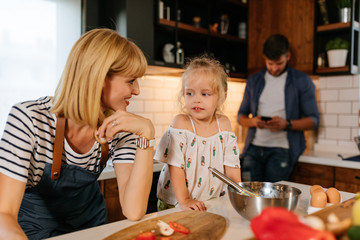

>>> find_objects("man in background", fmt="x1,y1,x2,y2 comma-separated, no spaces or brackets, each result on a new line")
237,34,319,182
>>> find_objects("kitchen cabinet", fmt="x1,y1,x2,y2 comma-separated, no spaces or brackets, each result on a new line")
99,171,160,223
335,167,360,193
290,162,334,188
84,0,248,78
314,0,360,75
99,178,126,223
154,0,248,78
247,0,314,75
290,162,360,193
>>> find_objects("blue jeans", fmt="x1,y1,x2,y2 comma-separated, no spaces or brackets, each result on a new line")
241,144,294,182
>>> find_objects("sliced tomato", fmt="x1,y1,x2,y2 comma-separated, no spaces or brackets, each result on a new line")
168,221,190,235
136,231,156,240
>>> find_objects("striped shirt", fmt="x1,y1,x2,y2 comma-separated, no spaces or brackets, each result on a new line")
0,96,136,188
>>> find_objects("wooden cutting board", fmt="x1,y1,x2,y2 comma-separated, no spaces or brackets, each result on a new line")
309,196,356,221
104,211,227,240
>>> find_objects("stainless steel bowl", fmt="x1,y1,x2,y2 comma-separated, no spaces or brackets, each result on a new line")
228,182,301,220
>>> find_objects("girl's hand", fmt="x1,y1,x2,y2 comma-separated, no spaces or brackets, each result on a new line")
179,198,207,211
96,110,155,142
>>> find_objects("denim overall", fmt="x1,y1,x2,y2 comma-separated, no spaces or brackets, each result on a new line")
18,117,109,239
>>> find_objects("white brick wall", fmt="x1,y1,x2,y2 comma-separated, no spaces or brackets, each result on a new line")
130,75,246,145
131,74,360,155
314,75,360,154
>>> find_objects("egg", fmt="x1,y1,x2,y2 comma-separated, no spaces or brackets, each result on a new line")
311,190,327,208
326,187,341,204
310,185,324,195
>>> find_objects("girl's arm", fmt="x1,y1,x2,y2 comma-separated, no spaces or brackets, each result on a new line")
169,165,206,211
0,173,28,239
224,166,241,183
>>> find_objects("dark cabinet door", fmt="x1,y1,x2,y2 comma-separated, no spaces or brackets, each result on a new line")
290,162,334,188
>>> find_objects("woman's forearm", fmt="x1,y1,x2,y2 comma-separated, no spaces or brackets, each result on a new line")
0,213,27,239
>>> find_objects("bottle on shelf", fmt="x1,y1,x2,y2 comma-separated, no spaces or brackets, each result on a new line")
158,0,164,19
176,42,184,65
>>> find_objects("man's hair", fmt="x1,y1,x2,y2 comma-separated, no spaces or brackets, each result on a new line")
263,34,289,60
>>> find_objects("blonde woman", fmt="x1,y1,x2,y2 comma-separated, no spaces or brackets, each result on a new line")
0,28,155,239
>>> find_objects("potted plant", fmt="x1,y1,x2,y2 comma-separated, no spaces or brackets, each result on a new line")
325,37,349,67
336,0,351,22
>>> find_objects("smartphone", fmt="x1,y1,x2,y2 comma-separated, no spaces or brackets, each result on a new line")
261,116,272,122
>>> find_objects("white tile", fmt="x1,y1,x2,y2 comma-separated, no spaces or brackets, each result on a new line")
353,75,360,88
318,102,326,114
137,87,154,100
351,128,359,139
317,127,326,139
325,102,352,114
338,140,357,147
154,113,173,125
163,77,181,88
319,89,338,101
316,139,337,145
141,76,165,87
144,100,164,112
320,114,337,127
127,100,144,113
339,89,359,101
325,76,353,88
154,125,164,139
339,115,358,127
319,77,327,89
137,113,154,122
352,101,359,114
325,127,351,140
154,88,177,100
163,101,179,113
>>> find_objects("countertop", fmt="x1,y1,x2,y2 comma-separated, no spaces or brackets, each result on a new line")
98,162,165,181
47,181,355,240
299,151,360,170
98,150,360,181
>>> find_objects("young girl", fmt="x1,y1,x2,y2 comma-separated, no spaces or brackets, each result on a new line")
155,56,241,211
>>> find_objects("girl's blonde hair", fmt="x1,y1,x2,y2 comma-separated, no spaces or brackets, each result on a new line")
178,56,228,113
51,28,147,128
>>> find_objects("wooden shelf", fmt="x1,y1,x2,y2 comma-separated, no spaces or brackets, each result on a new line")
316,66,350,74
158,19,246,43
317,21,359,32
317,22,351,32
226,0,247,7
210,31,246,43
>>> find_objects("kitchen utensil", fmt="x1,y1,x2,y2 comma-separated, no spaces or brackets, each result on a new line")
228,181,301,220
338,153,360,162
208,167,259,197
104,211,226,240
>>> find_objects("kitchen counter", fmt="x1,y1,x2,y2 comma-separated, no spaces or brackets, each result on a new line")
98,162,165,181
98,150,360,181
299,151,360,170
47,181,355,240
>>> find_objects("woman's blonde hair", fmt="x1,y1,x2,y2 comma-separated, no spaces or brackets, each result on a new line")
51,28,147,128
178,56,228,113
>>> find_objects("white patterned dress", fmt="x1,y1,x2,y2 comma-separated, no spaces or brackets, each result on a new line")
155,116,240,206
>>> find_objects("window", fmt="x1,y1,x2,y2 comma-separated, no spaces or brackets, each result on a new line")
0,0,81,133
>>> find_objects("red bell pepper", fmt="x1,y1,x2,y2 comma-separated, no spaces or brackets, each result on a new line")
250,207,335,240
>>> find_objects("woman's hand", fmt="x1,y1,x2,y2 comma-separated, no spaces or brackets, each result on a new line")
96,110,155,141
178,198,207,211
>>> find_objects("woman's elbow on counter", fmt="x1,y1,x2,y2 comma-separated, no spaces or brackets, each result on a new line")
122,208,147,221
